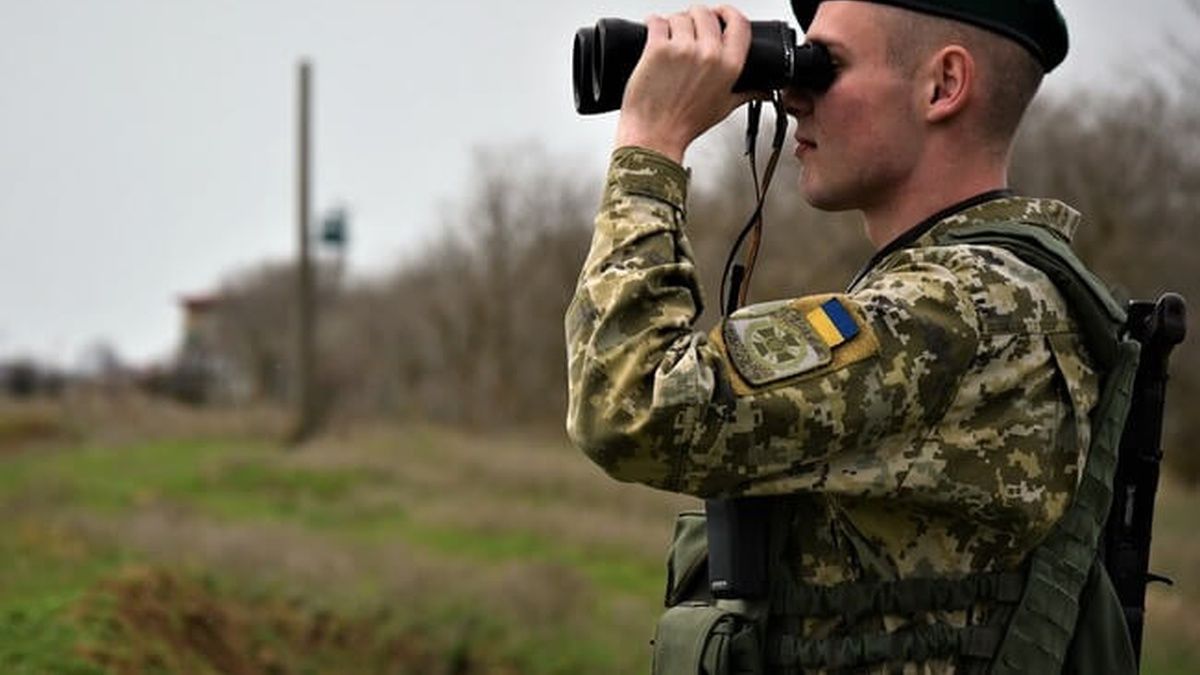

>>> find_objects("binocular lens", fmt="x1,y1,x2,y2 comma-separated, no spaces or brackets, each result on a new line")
573,28,600,114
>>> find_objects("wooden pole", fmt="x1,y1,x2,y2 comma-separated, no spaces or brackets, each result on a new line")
292,59,317,444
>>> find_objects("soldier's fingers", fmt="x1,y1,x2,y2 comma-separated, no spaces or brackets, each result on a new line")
714,5,751,62
666,11,696,44
689,5,723,53
645,14,669,47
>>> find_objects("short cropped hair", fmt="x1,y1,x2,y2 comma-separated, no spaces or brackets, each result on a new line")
880,8,1045,147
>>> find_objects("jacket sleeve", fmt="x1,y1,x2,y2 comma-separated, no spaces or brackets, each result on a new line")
565,147,981,498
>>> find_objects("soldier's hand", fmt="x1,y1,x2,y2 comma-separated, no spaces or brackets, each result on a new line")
614,5,757,163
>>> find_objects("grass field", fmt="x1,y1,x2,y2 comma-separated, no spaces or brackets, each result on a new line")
1,394,1197,674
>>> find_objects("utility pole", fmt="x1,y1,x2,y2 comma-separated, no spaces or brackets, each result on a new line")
291,59,318,445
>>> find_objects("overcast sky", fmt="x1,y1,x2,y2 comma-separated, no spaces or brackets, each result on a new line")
0,0,1193,367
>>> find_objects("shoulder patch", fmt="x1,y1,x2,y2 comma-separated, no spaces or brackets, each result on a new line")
712,294,880,394
722,304,832,386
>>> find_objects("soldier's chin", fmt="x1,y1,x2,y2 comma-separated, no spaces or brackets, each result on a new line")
799,174,852,213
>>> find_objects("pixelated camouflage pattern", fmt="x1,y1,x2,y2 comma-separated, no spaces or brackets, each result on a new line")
565,147,1098,673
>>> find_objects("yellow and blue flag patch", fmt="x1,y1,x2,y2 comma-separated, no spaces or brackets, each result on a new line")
806,298,860,348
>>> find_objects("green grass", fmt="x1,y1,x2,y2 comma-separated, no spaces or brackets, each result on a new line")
3,406,1198,674
0,603,107,675
0,428,670,674
5,434,667,594
0,439,233,514
0,521,127,674
3,437,664,599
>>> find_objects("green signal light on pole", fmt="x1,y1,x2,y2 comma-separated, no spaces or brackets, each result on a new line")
321,208,348,247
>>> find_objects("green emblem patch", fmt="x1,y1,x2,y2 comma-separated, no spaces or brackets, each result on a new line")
723,304,833,386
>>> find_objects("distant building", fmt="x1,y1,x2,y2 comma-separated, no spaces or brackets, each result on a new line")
174,293,250,404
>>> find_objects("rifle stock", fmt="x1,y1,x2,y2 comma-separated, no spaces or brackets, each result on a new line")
1102,292,1187,665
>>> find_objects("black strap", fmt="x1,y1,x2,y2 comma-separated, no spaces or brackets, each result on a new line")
720,93,788,317
771,572,1025,626
771,624,1004,669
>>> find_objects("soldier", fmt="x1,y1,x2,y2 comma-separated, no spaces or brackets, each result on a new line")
566,1,1135,673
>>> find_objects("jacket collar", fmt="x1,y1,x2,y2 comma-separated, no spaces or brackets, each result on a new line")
849,192,1082,289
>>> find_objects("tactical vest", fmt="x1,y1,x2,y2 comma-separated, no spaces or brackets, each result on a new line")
651,222,1140,675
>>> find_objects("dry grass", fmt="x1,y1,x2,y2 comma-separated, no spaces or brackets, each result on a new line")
0,390,287,453
72,565,523,675
0,397,80,453
288,423,699,557
59,505,596,629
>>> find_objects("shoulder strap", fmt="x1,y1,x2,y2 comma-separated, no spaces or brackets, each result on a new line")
934,222,1126,368
934,221,1141,674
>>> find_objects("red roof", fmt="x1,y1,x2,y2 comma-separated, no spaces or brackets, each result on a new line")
179,293,222,312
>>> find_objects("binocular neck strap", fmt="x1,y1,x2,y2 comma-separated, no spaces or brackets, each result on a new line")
721,92,789,317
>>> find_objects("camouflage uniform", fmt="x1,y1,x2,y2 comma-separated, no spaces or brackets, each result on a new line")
565,147,1098,672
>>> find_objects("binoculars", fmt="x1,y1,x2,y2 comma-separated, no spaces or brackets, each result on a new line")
573,18,835,115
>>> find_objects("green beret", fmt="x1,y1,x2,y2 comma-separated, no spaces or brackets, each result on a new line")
790,0,1069,72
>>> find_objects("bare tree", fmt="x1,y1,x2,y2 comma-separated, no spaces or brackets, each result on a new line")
185,72,1199,485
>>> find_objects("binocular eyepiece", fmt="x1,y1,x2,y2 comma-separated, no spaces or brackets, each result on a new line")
573,18,836,115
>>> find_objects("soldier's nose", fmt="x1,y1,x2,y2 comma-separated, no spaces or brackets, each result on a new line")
782,87,814,118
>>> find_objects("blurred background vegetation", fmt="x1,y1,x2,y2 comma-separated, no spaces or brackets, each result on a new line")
3,15,1200,675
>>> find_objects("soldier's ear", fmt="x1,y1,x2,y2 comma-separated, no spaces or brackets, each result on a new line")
923,45,973,123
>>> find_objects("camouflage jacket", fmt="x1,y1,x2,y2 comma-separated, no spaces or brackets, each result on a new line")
565,147,1098,665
